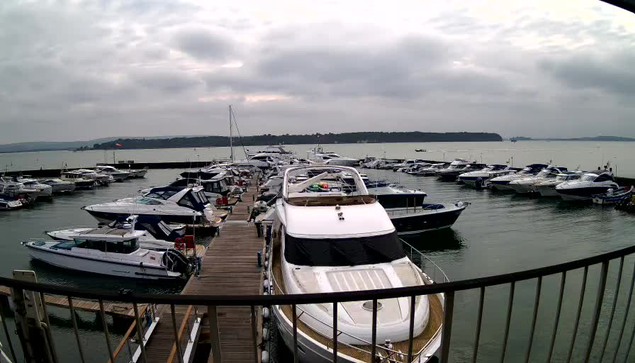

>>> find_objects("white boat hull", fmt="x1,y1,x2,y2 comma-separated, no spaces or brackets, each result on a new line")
535,185,559,197
324,159,359,167
508,183,535,194
26,245,182,280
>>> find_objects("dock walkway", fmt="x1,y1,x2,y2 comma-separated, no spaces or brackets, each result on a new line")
143,184,265,363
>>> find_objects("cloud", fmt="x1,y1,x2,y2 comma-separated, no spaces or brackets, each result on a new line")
171,26,235,61
1,0,635,143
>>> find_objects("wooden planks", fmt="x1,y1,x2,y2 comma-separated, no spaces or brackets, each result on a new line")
143,182,265,363
0,286,145,318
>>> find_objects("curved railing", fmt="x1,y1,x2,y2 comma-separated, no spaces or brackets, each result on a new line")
0,242,633,362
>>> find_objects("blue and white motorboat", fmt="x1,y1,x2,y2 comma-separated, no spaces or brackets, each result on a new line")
534,172,583,197
592,186,634,205
508,166,568,194
556,172,619,201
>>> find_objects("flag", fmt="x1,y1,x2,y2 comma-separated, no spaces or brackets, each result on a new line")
115,143,122,147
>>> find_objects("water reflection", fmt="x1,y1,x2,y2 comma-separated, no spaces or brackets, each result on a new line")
402,228,465,252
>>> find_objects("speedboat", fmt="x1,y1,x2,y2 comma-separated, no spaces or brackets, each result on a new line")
41,178,76,194
0,195,23,210
83,186,227,226
23,231,193,280
365,181,428,209
309,146,359,166
457,164,514,188
75,169,114,186
269,165,444,362
61,171,97,189
13,177,53,200
386,201,468,235
436,159,471,181
508,166,568,194
147,172,232,205
404,163,432,175
0,178,39,201
95,165,131,182
392,159,427,172
489,164,548,191
414,163,446,176
46,215,186,250
556,171,619,201
534,172,582,197
127,167,149,178
592,186,634,205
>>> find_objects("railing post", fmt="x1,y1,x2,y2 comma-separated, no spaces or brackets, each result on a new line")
600,257,624,361
98,300,115,363
471,287,485,363
208,305,222,363
292,304,298,363
133,303,147,363
407,295,416,362
524,276,542,363
67,296,86,363
566,266,589,363
440,291,455,362
332,302,338,363
0,296,18,363
500,281,516,363
547,272,566,363
250,305,258,363
170,305,185,363
371,299,378,362
583,261,609,362
611,261,635,363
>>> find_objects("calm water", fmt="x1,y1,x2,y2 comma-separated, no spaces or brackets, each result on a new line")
2,140,635,177
0,160,634,361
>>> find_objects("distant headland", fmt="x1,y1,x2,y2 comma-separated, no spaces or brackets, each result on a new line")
509,136,635,142
89,132,503,150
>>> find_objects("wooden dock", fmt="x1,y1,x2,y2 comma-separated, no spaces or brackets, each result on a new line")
0,286,146,319
141,184,266,363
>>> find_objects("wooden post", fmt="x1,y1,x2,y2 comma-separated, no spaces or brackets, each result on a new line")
208,305,222,363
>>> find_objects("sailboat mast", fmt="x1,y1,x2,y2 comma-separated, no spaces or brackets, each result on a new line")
229,105,234,162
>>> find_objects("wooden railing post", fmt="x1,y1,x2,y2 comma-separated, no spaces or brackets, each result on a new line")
208,305,222,363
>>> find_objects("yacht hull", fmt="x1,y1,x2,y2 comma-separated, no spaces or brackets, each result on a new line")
535,185,559,197
25,245,183,280
557,187,613,201
387,204,466,235
84,209,206,225
50,183,76,193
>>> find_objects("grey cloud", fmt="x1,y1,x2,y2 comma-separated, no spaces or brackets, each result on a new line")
172,26,234,60
131,68,202,93
540,53,635,96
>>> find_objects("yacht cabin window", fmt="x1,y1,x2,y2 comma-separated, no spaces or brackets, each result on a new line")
594,174,613,182
57,239,140,253
284,231,405,266
146,190,179,200
137,198,162,205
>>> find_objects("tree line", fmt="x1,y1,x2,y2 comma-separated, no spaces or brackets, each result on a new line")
91,131,503,150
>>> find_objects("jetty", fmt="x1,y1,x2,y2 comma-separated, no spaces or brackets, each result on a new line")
138,182,266,363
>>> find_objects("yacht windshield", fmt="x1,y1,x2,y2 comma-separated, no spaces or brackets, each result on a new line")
581,174,598,182
284,232,405,266
136,198,162,205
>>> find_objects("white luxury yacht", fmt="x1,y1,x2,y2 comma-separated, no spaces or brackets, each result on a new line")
15,177,53,199
82,186,226,226
308,146,359,166
46,215,186,250
413,163,446,176
41,178,76,193
489,164,548,191
555,171,619,201
60,170,98,189
508,166,568,194
457,164,514,188
23,231,193,280
534,172,583,197
95,165,131,182
269,165,444,363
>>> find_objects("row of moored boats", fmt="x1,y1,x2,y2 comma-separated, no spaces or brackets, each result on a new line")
0,165,148,210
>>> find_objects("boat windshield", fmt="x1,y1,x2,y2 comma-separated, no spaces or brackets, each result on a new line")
146,189,179,200
136,198,162,205
65,239,139,253
284,231,405,266
581,174,598,182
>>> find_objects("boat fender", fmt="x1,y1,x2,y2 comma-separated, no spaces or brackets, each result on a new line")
261,350,270,363
262,307,270,319
264,260,269,269
263,279,270,290
262,327,270,341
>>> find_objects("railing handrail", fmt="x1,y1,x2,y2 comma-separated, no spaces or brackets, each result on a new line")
2,244,634,305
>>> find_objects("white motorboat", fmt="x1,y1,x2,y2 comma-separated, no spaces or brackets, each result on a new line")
83,186,226,226
41,178,76,194
489,164,548,191
534,172,582,197
508,166,568,194
556,171,619,201
413,163,446,176
126,167,149,178
404,163,433,175
60,171,97,189
269,165,444,363
308,146,359,166
436,159,474,181
46,215,186,250
0,178,39,201
23,231,193,280
12,177,53,200
457,164,514,188
95,165,131,182
0,195,23,210
392,159,427,172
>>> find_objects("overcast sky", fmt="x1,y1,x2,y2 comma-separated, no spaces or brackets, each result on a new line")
1,0,634,143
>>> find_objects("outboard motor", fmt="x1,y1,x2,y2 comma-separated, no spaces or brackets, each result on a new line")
162,249,194,276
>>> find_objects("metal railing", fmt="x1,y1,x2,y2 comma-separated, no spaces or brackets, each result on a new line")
0,242,634,362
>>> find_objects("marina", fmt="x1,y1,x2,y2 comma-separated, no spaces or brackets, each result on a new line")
0,143,635,362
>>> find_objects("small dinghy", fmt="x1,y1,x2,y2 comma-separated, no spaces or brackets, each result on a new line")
592,186,634,205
